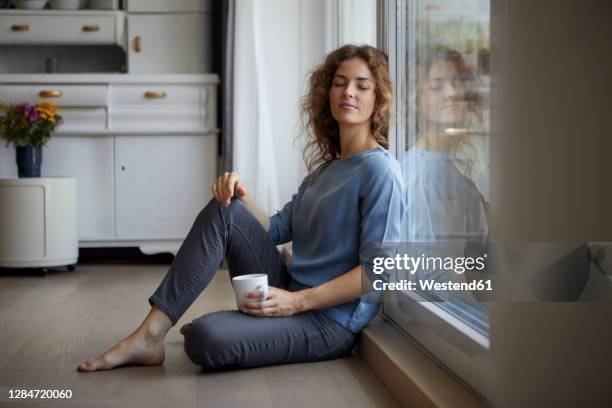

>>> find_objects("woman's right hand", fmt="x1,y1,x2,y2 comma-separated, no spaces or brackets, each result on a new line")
212,171,248,207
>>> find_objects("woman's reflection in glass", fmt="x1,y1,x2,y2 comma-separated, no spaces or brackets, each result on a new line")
401,45,489,302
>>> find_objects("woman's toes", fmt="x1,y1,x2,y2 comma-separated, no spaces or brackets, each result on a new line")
78,356,105,372
78,359,94,372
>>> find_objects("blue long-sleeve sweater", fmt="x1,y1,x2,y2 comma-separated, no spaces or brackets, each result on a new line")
267,146,404,333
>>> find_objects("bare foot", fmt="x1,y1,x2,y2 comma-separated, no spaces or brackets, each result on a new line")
77,306,172,372
77,329,165,372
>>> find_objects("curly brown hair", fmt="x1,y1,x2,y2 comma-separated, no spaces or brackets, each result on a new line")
300,44,394,173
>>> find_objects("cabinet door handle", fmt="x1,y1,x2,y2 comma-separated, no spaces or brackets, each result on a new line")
82,25,100,32
144,91,167,99
39,90,63,98
134,36,142,53
11,24,29,32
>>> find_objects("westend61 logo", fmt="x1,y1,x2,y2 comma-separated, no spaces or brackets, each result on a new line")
371,253,493,292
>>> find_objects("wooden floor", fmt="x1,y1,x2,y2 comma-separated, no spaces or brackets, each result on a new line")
0,264,399,408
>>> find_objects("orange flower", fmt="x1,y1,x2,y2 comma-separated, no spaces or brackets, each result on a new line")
36,102,60,118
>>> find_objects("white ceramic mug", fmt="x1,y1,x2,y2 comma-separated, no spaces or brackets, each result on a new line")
231,274,269,311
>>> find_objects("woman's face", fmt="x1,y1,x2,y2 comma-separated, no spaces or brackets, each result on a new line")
422,59,467,127
329,57,377,128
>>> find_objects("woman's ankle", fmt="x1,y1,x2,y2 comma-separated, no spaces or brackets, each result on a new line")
142,306,173,341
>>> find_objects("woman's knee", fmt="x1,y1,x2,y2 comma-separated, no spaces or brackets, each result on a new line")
193,198,241,231
183,313,238,369
198,197,223,219
223,197,249,218
198,197,247,223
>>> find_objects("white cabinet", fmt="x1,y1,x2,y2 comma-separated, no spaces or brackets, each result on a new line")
0,178,78,269
127,13,212,74
115,135,216,239
0,74,219,255
0,0,217,255
0,7,213,75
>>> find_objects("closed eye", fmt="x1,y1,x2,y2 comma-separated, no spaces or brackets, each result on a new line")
333,82,370,90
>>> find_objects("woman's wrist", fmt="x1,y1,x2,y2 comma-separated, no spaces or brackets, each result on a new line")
292,289,311,314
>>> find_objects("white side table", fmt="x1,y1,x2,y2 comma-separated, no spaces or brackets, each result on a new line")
0,177,78,275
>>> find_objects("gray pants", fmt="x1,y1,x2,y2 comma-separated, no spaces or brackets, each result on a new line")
148,198,356,370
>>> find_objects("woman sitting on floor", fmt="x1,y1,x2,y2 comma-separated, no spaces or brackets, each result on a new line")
78,44,404,372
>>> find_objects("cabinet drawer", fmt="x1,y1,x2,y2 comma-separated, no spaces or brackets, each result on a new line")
109,84,205,131
0,14,119,45
0,85,108,107
110,84,199,106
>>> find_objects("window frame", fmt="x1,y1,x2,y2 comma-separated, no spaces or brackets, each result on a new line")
378,0,491,401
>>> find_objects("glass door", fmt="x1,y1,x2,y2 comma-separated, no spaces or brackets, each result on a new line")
384,0,491,399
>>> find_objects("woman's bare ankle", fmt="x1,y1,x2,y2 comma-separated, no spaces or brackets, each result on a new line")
77,306,171,372
141,306,173,342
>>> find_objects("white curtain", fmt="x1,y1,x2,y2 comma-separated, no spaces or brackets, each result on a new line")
232,0,280,214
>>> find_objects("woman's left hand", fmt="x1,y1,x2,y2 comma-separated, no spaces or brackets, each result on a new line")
241,286,303,317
